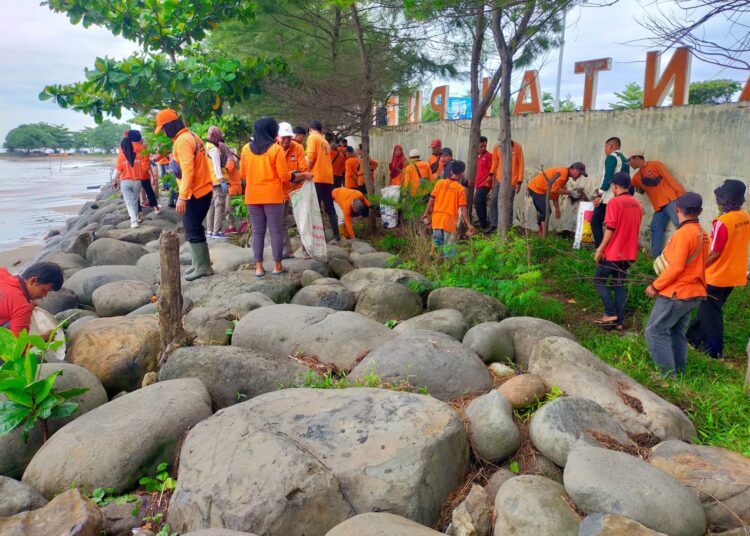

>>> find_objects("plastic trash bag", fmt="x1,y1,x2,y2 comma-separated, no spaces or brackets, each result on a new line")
573,201,595,249
381,185,401,229
289,181,327,259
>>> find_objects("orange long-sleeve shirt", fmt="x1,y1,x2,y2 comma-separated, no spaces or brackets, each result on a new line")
116,142,151,181
226,159,242,195
173,128,213,200
631,161,685,211
332,187,371,238
282,140,308,201
527,167,570,200
344,157,359,189
491,142,525,186
306,131,334,185
652,219,709,299
331,147,346,177
240,142,291,205
355,158,378,187
402,160,435,196
428,153,443,177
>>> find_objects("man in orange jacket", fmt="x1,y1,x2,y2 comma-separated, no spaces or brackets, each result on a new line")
332,187,371,239
644,192,709,375
488,139,524,231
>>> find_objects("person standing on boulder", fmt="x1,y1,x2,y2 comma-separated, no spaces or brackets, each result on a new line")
278,121,312,258
644,192,709,376
154,108,214,281
306,120,340,243
0,262,63,338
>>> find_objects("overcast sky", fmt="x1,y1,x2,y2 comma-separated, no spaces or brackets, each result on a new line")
0,0,746,144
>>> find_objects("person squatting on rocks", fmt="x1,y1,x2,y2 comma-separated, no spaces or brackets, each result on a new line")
687,179,750,358
306,120,341,243
644,192,709,376
204,126,231,240
488,138,524,231
527,162,588,237
592,172,643,331
0,262,63,338
155,108,214,281
590,136,629,247
277,121,313,258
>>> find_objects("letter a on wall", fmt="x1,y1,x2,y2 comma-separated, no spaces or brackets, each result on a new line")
574,58,611,111
514,71,542,115
739,76,750,102
643,47,691,107
430,85,449,120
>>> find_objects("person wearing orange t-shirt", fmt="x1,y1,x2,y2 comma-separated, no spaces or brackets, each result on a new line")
527,162,588,237
644,192,709,376
344,147,359,189
330,141,346,188
355,144,378,198
278,121,312,258
629,151,686,257
306,120,340,242
332,187,371,239
402,149,435,196
489,139,525,231
428,139,443,177
154,108,214,280
421,160,475,257
687,180,750,358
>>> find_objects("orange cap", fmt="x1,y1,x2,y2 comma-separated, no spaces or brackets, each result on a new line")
154,108,179,133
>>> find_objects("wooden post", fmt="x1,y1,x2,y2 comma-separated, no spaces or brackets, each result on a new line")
745,339,750,396
157,231,186,367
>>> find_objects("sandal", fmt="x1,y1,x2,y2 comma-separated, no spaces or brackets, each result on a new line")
255,270,266,278
271,267,289,276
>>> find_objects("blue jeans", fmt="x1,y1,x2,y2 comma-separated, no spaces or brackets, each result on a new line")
645,295,702,376
650,200,679,257
432,229,457,258
593,260,631,325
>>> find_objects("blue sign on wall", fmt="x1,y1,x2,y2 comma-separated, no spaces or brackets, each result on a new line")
447,97,473,120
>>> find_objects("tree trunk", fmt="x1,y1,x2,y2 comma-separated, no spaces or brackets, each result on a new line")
157,230,186,367
745,338,750,395
496,41,514,239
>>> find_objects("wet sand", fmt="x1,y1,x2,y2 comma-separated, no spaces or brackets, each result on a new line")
0,244,42,269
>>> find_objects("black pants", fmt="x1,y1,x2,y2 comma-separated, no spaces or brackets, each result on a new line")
137,180,159,213
315,182,340,240
593,260,631,325
473,186,490,228
183,191,213,243
687,285,733,357
591,202,607,247
333,175,344,188
529,189,547,223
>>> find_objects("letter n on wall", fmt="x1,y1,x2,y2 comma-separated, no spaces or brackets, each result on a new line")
514,71,542,115
643,47,691,107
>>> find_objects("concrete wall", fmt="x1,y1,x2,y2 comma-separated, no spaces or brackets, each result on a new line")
369,102,750,237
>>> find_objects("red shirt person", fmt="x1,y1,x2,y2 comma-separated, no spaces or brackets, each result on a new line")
0,263,63,338
472,135,494,229
592,172,643,329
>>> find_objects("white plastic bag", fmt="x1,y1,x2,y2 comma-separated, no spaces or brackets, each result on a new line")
289,181,327,259
381,185,401,229
573,201,595,249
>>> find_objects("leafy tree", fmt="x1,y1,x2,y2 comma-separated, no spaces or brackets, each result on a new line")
609,82,643,110
542,91,578,112
86,120,130,154
3,123,72,152
688,79,743,104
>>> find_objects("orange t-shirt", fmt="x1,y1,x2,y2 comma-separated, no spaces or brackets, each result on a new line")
428,153,443,177
116,142,151,181
226,159,242,195
652,220,709,299
306,131,333,185
527,167,570,200
491,142,525,185
344,157,359,189
331,147,346,176
240,143,291,205
282,140,308,201
402,160,434,196
706,209,750,287
631,161,685,211
356,158,378,187
173,129,213,200
430,178,466,233
332,187,371,237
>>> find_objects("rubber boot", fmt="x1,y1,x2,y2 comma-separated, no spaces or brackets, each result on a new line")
185,241,214,281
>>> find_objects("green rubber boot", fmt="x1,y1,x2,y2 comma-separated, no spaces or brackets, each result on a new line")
185,241,214,281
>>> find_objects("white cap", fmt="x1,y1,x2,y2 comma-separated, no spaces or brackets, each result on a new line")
628,149,645,159
278,122,294,137
409,149,420,158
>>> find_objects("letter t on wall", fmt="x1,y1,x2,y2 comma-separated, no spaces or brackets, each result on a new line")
574,58,611,111
643,47,691,107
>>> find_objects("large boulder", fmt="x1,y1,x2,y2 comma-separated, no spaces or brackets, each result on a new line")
67,315,160,394
103,225,163,244
86,238,148,266
232,304,395,370
462,322,513,363
650,440,750,531
291,284,356,311
528,396,636,467
205,242,252,273
91,279,153,317
347,239,378,254
184,531,259,536
0,363,107,479
349,330,493,401
393,309,468,341
351,252,398,269
184,271,300,307
496,316,576,368
355,282,423,323
43,252,89,278
34,288,79,315
159,346,309,408
228,292,275,318
183,307,234,346
579,513,668,536
0,489,102,536
329,256,355,278
563,446,706,536
340,268,432,298
464,391,520,463
168,388,468,535
493,475,580,536
23,379,211,498
426,287,508,327
529,336,696,441
0,476,47,517
262,256,330,276
63,265,153,305
326,513,444,535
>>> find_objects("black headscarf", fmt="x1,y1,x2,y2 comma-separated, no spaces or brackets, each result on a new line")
250,117,279,155
121,130,142,166
162,118,186,140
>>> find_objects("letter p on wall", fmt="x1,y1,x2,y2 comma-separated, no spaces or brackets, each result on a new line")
643,47,691,107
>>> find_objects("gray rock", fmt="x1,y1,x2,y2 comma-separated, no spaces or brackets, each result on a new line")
340,268,432,299
329,256,355,277
488,363,515,377
184,531,259,536
392,308,468,340
0,476,47,517
447,484,490,536
136,251,164,276
126,302,157,316
183,307,234,345
352,251,399,269
34,288,80,315
63,230,96,257
168,388,468,535
529,397,636,467
0,363,107,479
563,446,706,536
103,225,163,244
100,492,150,536
465,390,521,463
496,373,547,409
86,238,148,266
484,468,516,503
325,244,350,261
301,269,324,286
349,330,493,400
159,346,309,408
0,488,102,536
91,279,153,317
462,322,514,363
232,304,395,370
64,314,99,339
310,277,345,286
292,284,356,311
496,316,575,368
55,308,96,326
346,239,378,254
41,252,89,278
529,336,696,441
63,265,153,305
493,475,580,536
355,282,423,323
23,379,212,498
144,239,161,252
579,513,667,536
427,288,508,327
228,292,275,318
206,242,252,273
184,271,300,307
327,513,444,535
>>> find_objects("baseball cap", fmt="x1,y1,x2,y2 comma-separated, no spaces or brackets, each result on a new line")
714,179,746,205
441,147,453,156
154,108,179,133
409,149,420,158
278,122,294,137
429,139,442,149
611,171,631,189
628,149,645,159
676,192,703,212
570,162,588,177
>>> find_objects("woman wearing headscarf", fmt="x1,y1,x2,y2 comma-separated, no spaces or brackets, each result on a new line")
116,130,149,227
239,117,293,277
204,126,231,239
126,130,161,217
389,144,406,186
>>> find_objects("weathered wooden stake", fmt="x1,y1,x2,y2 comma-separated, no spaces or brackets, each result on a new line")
744,338,750,396
157,230,186,367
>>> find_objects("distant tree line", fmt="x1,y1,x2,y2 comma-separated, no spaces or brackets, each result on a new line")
3,120,129,154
